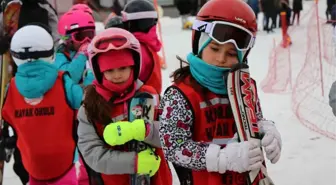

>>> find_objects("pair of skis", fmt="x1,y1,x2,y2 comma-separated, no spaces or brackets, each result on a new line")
0,1,22,184
128,92,157,185
227,63,274,185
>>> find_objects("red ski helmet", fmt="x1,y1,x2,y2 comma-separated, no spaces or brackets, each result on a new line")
191,0,257,55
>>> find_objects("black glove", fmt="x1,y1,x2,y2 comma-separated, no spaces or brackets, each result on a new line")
4,136,17,149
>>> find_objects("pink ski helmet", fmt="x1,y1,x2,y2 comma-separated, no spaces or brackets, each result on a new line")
70,3,93,15
88,28,141,83
58,10,95,36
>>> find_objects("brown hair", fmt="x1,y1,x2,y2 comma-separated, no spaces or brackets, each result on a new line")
171,55,192,83
171,56,208,95
82,85,112,125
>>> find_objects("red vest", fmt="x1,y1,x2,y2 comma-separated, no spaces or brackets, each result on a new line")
1,72,76,180
143,45,162,95
173,76,262,185
92,85,172,185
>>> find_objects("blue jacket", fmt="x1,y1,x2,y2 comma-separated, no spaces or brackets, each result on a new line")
247,0,260,14
54,47,94,86
9,60,83,109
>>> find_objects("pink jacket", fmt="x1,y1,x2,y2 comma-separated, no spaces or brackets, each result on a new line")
133,26,162,83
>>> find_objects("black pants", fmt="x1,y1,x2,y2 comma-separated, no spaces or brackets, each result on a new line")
292,11,301,24
264,13,277,31
264,14,272,31
175,0,192,15
175,0,201,15
13,149,29,185
271,14,277,28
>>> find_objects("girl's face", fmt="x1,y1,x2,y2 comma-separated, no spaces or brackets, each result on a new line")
201,41,240,68
103,66,133,84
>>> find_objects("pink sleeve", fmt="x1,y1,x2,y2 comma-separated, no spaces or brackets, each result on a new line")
138,45,154,82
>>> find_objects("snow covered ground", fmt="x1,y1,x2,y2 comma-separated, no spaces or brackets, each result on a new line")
3,0,336,184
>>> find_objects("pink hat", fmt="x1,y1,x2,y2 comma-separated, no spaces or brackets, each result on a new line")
97,50,134,72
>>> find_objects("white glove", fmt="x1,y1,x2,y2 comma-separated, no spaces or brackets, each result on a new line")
258,120,282,164
205,140,264,174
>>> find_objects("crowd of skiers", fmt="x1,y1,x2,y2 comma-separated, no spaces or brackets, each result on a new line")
246,0,297,32
0,0,287,185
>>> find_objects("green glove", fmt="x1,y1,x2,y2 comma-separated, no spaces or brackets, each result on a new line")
103,119,146,146
136,148,161,177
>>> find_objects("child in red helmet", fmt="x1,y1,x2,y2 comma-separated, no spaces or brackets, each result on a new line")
159,0,282,185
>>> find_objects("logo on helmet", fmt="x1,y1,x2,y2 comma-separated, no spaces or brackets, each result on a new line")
70,24,80,30
235,17,246,24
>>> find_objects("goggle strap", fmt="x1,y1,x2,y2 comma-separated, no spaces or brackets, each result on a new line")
122,11,158,21
11,49,54,60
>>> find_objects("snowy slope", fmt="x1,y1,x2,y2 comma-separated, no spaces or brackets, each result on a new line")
3,1,336,184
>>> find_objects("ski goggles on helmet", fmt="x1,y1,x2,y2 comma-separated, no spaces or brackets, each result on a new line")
70,29,95,43
91,34,132,53
192,20,255,51
121,11,158,21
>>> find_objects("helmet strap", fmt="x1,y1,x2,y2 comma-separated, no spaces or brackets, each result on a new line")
192,31,201,55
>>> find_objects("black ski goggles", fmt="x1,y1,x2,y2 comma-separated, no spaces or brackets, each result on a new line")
192,20,255,51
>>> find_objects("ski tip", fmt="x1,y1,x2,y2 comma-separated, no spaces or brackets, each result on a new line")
230,63,249,72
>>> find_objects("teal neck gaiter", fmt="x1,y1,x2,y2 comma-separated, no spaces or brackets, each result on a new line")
187,53,230,95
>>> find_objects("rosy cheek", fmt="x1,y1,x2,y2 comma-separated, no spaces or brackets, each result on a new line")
104,73,112,81
127,71,132,78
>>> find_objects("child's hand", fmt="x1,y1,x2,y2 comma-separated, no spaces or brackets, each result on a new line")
136,147,161,177
78,42,90,57
103,119,147,146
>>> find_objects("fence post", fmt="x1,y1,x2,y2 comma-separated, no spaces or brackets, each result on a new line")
315,0,324,96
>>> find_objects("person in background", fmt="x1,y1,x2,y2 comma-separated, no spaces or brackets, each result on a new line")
279,0,291,27
174,0,195,29
121,0,163,94
330,81,336,116
292,0,302,25
326,0,336,23
247,0,260,19
19,0,59,44
329,5,336,117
